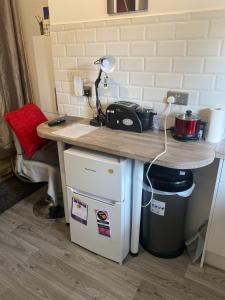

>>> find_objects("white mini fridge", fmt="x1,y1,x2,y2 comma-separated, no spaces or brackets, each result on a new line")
64,148,132,264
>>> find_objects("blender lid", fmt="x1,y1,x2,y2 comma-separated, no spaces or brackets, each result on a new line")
176,110,200,121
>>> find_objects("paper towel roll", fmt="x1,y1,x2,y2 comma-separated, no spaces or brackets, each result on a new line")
206,108,225,143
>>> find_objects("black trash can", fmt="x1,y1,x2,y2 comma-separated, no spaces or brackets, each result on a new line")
140,164,194,258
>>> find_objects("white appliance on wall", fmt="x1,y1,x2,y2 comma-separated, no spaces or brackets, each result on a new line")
64,148,132,264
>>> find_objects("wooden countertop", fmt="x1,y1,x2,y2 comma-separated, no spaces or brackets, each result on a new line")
37,117,215,170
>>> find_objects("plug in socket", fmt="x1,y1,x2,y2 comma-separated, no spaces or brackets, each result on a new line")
167,91,189,105
84,86,92,97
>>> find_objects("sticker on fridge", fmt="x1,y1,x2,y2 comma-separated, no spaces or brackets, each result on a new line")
71,195,88,225
150,199,166,217
95,210,111,238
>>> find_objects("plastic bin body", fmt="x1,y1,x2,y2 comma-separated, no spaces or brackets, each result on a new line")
141,190,188,258
140,164,193,258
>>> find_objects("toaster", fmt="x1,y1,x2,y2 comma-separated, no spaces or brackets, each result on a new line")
106,101,156,133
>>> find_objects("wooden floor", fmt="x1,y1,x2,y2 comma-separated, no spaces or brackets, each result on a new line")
1,187,225,299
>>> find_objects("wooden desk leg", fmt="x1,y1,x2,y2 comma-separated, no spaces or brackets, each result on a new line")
57,141,69,223
130,159,144,255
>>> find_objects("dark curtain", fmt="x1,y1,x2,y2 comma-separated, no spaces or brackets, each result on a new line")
0,0,32,151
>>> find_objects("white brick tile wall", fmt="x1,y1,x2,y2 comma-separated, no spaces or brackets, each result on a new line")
159,13,190,22
130,42,155,56
50,32,57,44
76,29,96,42
140,100,154,109
95,97,108,107
84,70,99,82
54,70,69,81
52,45,66,57
77,58,98,70
216,76,225,91
222,40,225,55
68,70,86,81
175,21,209,39
56,93,70,104
143,87,167,101
120,58,144,71
173,58,203,73
84,21,105,28
157,41,186,56
131,16,158,24
182,91,199,105
51,9,225,118
145,58,172,72
64,23,84,30
130,72,154,86
96,28,119,42
191,9,225,20
55,81,62,92
85,43,106,56
51,24,64,32
59,58,77,69
109,72,129,85
70,96,88,106
152,102,168,114
205,58,225,74
98,85,119,98
210,20,225,38
120,26,145,41
175,104,205,114
57,31,75,44
183,75,215,90
146,23,175,40
199,92,225,107
155,74,182,89
105,19,131,26
188,40,221,56
66,44,85,56
61,82,74,93
106,43,129,56
53,58,60,69
119,86,142,99
58,104,64,114
80,106,93,118
63,104,80,116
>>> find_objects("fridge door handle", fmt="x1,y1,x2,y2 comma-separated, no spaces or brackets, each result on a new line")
68,186,117,206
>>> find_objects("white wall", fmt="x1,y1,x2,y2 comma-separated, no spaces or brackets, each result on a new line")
51,9,225,118
17,0,48,105
49,0,225,24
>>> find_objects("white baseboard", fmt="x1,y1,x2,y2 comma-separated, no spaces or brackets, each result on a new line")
205,251,225,271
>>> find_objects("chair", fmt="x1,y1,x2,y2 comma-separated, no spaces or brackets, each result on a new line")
4,103,64,218
13,133,63,214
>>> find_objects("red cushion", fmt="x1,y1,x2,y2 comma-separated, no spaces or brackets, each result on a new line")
4,103,48,157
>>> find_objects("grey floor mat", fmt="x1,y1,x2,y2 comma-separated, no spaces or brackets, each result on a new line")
0,176,46,214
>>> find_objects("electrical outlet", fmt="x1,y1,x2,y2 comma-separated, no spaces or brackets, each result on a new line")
167,91,189,105
84,86,92,97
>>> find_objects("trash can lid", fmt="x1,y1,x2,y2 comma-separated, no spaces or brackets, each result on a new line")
144,164,193,193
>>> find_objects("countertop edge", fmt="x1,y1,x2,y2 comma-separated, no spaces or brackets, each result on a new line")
37,122,216,170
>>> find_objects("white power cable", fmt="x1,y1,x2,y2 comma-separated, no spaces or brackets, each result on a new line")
142,97,174,208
